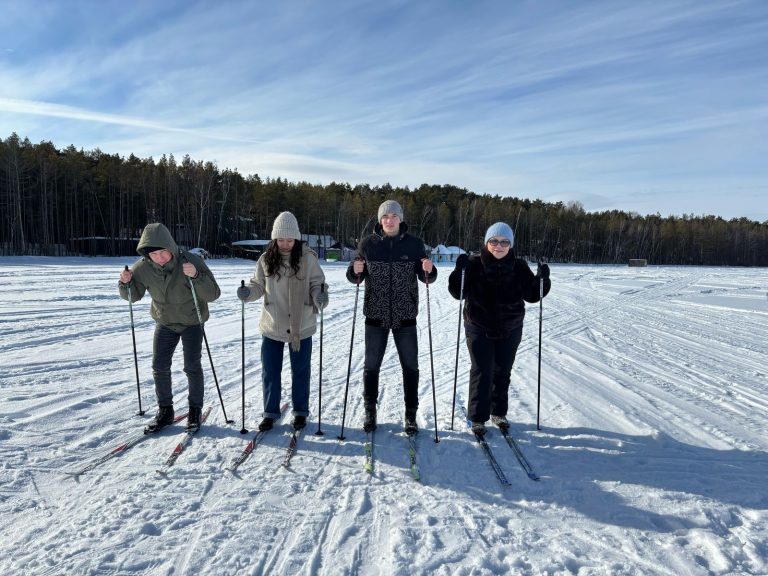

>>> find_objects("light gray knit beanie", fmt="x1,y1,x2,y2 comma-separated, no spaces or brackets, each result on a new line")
484,222,514,246
377,200,404,222
271,211,302,240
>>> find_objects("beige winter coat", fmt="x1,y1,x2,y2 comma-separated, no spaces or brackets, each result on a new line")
243,245,327,351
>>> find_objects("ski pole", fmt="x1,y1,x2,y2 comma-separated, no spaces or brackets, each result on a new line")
188,273,234,424
239,280,248,434
450,267,465,430
338,267,362,441
125,265,145,416
424,270,440,443
314,284,325,436
536,268,544,431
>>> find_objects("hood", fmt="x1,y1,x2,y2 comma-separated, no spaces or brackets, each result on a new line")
137,223,180,257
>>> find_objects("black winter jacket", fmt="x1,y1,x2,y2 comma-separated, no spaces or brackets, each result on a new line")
448,248,550,339
346,222,437,329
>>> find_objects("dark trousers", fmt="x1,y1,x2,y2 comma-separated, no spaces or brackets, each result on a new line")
363,324,419,413
261,336,312,419
152,323,204,409
465,325,523,423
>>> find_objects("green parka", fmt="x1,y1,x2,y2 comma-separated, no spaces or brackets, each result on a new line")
118,223,221,332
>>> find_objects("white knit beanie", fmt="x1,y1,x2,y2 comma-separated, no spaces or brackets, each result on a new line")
484,222,514,246
377,200,404,222
271,211,302,240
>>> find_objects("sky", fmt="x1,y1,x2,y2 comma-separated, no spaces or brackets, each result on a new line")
1,0,766,222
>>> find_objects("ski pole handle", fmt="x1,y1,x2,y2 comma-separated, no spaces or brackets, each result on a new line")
354,255,364,285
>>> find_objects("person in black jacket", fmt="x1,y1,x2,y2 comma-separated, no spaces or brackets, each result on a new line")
448,222,551,435
346,200,437,435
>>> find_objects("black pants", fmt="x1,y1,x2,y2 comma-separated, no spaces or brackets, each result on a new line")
465,325,523,423
152,323,204,409
363,323,419,413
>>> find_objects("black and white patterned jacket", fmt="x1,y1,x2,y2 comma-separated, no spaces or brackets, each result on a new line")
346,222,437,329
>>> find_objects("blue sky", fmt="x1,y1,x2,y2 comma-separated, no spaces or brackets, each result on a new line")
1,0,766,221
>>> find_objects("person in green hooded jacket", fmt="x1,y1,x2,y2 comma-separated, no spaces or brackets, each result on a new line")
118,222,221,432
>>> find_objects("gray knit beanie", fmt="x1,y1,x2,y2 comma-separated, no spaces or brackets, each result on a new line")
377,200,404,222
484,222,514,246
271,211,302,240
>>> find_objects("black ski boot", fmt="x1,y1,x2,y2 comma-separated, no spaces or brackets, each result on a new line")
471,421,486,436
145,405,174,434
363,409,377,433
292,415,307,430
258,417,274,432
404,410,418,436
186,406,202,432
491,415,510,431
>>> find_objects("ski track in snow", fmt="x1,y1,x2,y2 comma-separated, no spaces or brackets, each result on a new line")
1,257,767,575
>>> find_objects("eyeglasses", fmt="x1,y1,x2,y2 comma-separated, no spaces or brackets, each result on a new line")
487,238,511,247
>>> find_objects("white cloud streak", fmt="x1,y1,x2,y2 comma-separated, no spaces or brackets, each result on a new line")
1,0,766,220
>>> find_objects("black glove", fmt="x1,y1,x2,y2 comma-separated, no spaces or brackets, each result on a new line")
237,285,251,301
313,290,329,310
537,263,550,280
455,254,469,271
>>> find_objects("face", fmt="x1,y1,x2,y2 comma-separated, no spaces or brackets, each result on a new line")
276,238,295,253
486,237,511,259
148,248,173,266
380,213,401,237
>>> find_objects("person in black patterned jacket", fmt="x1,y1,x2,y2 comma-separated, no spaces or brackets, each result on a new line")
346,200,437,435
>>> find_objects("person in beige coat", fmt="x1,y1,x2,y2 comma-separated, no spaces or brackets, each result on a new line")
237,212,328,431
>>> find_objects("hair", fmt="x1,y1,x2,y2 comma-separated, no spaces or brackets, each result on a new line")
263,239,303,279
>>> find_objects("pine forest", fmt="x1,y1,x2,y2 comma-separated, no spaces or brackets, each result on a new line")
2,133,766,266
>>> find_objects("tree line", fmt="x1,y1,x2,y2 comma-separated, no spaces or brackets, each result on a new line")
2,133,766,266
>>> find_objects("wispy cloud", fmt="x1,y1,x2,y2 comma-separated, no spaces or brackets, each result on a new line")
1,0,766,220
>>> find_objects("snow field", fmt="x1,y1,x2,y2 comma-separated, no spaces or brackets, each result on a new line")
1,257,767,575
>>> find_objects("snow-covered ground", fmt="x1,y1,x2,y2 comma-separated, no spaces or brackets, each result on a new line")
1,257,767,576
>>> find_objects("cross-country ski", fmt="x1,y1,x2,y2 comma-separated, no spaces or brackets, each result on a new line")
226,403,290,473
363,431,375,474
156,406,212,475
500,428,540,481
64,413,189,477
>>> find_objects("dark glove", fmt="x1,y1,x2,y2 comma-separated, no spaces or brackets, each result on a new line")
313,290,329,310
237,285,251,301
455,254,469,271
537,263,550,280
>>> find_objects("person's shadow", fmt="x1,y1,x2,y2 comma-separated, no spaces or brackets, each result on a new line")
467,424,768,532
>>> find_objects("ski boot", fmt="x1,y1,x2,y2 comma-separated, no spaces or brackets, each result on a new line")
145,405,174,434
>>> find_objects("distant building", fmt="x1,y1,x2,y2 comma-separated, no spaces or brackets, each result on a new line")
231,234,338,261
231,239,271,260
68,237,138,256
628,259,648,267
432,244,466,263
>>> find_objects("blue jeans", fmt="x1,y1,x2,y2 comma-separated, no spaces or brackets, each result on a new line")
261,336,312,419
465,324,523,423
152,323,204,409
363,323,419,413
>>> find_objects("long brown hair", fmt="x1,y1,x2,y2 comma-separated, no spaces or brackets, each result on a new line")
263,240,303,279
